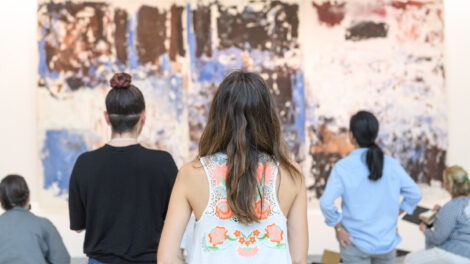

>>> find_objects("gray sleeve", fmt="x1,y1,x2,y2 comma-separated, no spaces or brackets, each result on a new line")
425,200,458,247
42,219,71,264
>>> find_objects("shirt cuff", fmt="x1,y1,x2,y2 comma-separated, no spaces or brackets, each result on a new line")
400,201,416,215
325,213,343,227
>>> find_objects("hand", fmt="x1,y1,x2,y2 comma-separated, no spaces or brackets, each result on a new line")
336,226,352,249
432,204,441,212
419,222,428,233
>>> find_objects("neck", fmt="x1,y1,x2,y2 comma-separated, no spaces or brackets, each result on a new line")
109,131,139,147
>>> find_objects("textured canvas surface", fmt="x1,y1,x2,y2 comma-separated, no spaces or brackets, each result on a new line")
37,0,445,205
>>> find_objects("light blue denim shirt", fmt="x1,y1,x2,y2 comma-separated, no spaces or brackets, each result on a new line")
320,148,422,254
425,197,470,258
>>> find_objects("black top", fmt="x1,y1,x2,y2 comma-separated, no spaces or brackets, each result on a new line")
69,144,178,264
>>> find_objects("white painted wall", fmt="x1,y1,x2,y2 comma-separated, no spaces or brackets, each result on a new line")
0,0,469,258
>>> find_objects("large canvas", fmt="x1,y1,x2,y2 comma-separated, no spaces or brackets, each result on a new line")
304,0,446,200
37,0,445,206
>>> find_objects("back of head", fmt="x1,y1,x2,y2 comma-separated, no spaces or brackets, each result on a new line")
0,175,29,210
445,166,470,198
350,111,384,181
199,70,300,224
106,73,146,133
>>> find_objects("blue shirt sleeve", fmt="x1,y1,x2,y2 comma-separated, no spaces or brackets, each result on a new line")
425,200,458,248
320,165,344,226
396,161,422,214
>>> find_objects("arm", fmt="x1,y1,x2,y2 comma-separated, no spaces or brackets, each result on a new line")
43,220,71,264
424,201,458,247
68,156,86,231
319,166,344,227
287,175,308,264
397,162,422,214
157,165,193,264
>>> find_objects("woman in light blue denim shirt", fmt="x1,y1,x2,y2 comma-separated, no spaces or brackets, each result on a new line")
405,166,470,264
320,111,422,264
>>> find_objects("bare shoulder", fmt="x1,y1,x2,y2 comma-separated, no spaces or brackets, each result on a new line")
279,159,304,189
178,160,206,182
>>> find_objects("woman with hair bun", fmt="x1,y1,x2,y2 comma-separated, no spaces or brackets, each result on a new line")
69,73,178,264
320,110,422,264
405,166,470,263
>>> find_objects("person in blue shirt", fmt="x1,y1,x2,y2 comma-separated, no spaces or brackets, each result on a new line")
320,110,422,264
404,166,470,263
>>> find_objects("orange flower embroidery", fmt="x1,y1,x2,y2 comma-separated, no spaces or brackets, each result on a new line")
234,230,241,237
256,163,274,184
237,246,259,257
253,229,260,237
208,226,228,246
211,163,227,185
249,236,256,243
239,237,245,244
215,200,233,220
265,224,284,244
254,200,271,219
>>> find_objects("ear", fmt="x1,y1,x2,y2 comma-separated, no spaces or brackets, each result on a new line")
104,111,111,125
140,111,146,126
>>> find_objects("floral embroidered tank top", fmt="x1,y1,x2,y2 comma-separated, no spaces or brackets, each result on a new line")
188,153,291,264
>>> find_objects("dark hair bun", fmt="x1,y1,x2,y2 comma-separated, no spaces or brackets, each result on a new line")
110,72,132,89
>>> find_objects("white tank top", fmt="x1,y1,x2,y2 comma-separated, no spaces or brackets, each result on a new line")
188,153,291,264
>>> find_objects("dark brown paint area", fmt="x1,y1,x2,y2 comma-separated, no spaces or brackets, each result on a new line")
307,123,446,198
42,2,109,87
346,21,388,41
114,8,128,65
192,6,212,58
136,6,167,64
312,1,346,27
170,5,185,61
215,1,299,56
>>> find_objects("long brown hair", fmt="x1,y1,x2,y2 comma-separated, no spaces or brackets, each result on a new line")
199,70,301,224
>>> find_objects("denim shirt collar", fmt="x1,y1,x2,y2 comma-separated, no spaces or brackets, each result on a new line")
350,148,368,156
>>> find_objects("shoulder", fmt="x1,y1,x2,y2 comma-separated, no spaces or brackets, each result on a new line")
139,147,176,163
74,147,106,164
279,159,304,190
179,160,205,179
444,197,468,210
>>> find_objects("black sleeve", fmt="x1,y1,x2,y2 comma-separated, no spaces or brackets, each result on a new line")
68,154,86,230
162,152,178,220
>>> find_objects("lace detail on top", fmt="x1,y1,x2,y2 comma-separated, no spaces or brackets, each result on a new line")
200,152,283,222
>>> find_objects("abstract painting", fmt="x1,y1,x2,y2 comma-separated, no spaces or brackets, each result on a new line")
37,0,445,205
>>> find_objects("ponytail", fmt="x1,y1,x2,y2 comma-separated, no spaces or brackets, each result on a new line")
366,143,384,181
350,111,384,181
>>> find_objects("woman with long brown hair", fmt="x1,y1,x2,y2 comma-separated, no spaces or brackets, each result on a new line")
157,71,308,264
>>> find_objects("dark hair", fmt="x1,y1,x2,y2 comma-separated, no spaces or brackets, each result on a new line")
105,73,145,133
199,70,301,224
0,175,30,210
350,111,384,181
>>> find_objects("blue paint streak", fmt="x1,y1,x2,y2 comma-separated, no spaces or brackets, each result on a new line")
38,26,49,78
186,3,196,70
128,13,138,70
291,71,306,142
159,54,172,73
41,130,88,196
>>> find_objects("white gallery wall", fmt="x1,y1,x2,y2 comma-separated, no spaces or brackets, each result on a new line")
0,0,469,258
